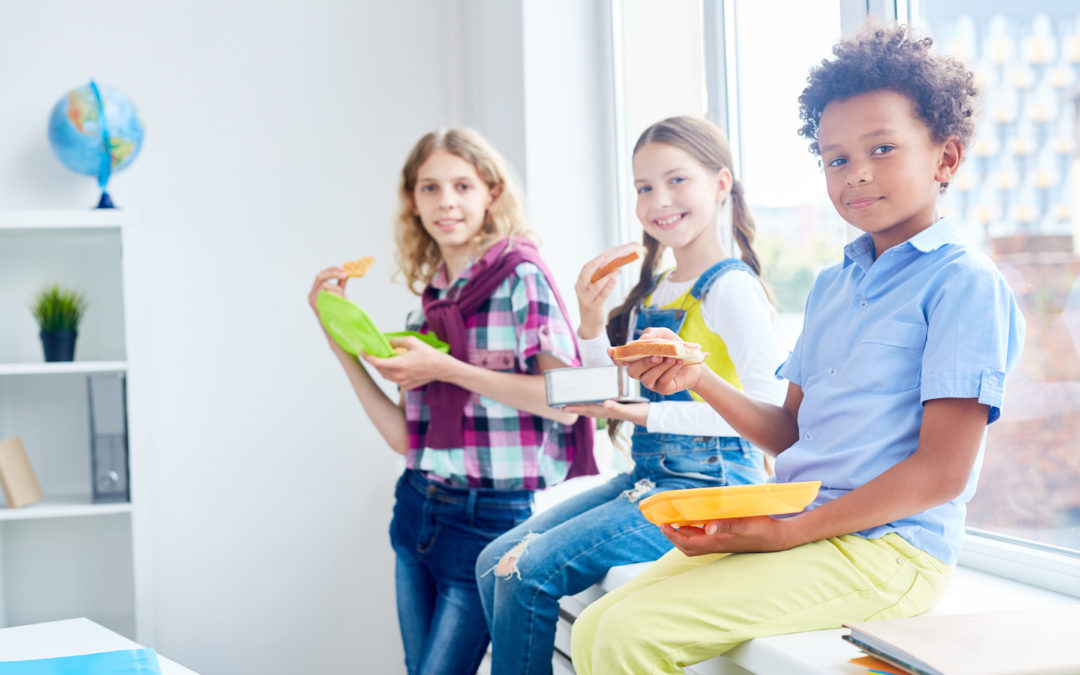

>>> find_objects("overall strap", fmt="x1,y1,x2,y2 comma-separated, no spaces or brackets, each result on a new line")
690,258,755,301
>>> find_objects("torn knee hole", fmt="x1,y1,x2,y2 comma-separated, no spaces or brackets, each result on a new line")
619,478,656,503
495,532,539,578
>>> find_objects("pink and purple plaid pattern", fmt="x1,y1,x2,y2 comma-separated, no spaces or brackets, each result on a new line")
404,258,580,490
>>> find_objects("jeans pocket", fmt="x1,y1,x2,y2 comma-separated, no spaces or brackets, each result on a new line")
658,448,728,483
470,503,533,539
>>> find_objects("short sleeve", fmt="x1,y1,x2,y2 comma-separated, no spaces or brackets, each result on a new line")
920,262,1025,424
509,262,579,373
776,332,805,386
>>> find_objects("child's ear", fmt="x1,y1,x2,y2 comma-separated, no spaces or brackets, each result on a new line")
488,183,504,207
715,167,733,203
935,137,963,184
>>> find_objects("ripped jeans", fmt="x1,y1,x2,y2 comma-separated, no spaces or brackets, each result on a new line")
475,432,764,675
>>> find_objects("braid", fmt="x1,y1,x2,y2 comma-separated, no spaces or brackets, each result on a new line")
730,180,774,302
604,233,665,445
728,181,759,274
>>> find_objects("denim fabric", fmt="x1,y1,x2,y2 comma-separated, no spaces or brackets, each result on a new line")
476,433,765,675
634,304,693,403
390,469,533,675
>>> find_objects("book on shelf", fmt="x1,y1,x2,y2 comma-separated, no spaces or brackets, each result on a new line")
0,437,43,508
842,605,1080,675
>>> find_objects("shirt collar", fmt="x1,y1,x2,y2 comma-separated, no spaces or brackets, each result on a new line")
843,217,958,268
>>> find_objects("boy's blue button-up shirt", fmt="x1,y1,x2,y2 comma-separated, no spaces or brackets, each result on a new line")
775,218,1025,564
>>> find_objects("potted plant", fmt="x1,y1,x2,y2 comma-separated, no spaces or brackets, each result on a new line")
29,283,88,362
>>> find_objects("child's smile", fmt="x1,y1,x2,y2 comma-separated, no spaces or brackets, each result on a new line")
817,89,960,256
653,212,688,229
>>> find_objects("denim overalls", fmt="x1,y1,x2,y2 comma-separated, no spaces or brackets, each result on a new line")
628,258,766,488
475,258,768,675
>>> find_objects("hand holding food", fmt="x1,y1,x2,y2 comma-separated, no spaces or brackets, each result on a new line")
611,337,708,365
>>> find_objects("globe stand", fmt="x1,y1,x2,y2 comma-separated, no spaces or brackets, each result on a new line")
96,191,115,209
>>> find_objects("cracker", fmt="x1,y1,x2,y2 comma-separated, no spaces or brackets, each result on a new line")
343,256,375,278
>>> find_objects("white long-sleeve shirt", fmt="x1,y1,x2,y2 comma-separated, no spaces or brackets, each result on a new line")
579,269,787,437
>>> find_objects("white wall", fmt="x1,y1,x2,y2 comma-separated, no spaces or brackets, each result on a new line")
0,1,617,673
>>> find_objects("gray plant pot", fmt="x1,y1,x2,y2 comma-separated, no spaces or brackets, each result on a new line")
40,330,77,362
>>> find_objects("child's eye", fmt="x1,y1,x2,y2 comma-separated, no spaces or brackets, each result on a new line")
420,184,437,193
872,144,895,155
826,157,847,168
456,182,472,192
670,176,686,185
636,185,652,195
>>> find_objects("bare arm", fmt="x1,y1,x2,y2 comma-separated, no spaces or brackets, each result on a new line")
309,267,408,455
663,397,989,555
326,334,409,455
617,326,801,454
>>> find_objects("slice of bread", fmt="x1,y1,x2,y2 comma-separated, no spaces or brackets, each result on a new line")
590,244,644,283
611,338,707,364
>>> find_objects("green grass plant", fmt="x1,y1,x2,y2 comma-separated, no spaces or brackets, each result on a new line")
29,283,88,333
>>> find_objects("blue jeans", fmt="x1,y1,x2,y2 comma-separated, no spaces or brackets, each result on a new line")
475,433,765,675
390,469,534,675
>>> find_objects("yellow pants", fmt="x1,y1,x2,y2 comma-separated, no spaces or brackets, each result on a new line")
570,533,952,674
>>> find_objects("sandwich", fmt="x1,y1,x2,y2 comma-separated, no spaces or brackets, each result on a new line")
611,337,707,365
590,243,644,283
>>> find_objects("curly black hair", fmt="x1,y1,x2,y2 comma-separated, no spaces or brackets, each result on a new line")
798,24,977,161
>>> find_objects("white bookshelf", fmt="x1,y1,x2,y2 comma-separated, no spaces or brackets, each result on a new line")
0,362,127,376
0,210,146,640
0,497,132,521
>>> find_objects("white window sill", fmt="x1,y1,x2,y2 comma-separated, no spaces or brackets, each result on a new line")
557,551,1080,674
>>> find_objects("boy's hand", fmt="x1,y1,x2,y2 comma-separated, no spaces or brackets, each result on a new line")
611,328,705,394
562,401,648,427
361,336,454,390
659,516,797,556
309,266,348,313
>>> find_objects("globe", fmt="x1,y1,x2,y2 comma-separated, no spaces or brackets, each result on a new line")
47,80,144,208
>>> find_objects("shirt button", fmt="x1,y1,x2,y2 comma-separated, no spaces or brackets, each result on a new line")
989,375,1000,385
803,431,813,441
859,300,868,309
828,367,837,376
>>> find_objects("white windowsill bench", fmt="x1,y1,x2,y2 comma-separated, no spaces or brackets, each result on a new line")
553,558,1080,674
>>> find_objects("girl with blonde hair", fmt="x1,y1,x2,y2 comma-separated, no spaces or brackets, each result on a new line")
309,127,594,674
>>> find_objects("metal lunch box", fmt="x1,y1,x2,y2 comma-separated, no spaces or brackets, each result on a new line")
544,365,645,408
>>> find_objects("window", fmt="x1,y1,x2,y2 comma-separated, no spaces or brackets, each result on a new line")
905,2,1080,559
612,0,709,248
706,0,850,350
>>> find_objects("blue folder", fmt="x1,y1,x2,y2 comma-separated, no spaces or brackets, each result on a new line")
0,649,161,674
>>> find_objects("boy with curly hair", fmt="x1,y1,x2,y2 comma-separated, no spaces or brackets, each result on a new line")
570,24,1025,674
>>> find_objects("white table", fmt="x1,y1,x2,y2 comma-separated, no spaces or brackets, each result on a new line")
0,618,197,674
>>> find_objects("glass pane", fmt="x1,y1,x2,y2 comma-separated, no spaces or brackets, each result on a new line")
620,0,708,245
730,1,847,350
914,3,1080,552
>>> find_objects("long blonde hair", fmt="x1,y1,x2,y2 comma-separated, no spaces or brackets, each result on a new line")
393,128,534,294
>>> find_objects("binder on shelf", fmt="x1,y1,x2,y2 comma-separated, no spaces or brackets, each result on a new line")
0,437,43,508
87,372,130,503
